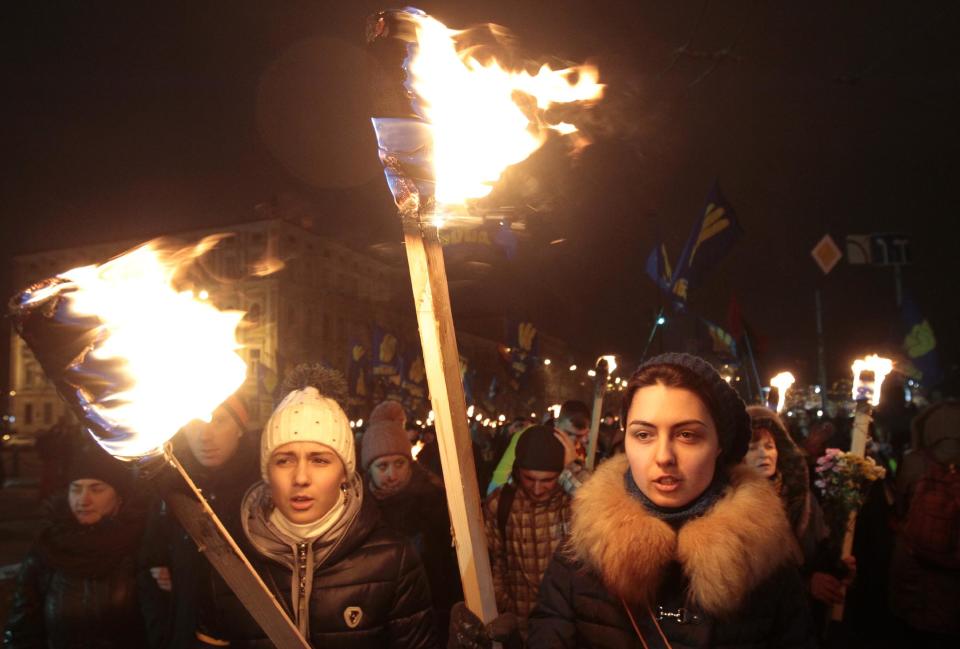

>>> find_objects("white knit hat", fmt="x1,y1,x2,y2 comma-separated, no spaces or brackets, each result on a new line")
260,386,355,479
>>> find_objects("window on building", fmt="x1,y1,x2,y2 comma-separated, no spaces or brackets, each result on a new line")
24,403,33,426
44,402,53,425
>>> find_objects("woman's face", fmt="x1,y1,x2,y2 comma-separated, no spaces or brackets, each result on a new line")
368,454,413,495
268,442,346,524
68,479,121,525
624,384,721,508
744,429,779,478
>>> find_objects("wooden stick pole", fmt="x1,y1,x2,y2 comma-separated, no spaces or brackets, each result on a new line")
401,216,499,624
154,449,311,649
585,359,610,470
830,400,872,621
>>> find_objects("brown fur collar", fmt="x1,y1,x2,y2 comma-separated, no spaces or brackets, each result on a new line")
569,455,799,617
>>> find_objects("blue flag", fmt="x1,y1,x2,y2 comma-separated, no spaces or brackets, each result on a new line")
644,243,674,294
347,340,370,407
671,182,743,304
699,317,738,359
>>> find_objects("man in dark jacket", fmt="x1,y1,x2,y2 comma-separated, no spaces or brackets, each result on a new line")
138,394,259,649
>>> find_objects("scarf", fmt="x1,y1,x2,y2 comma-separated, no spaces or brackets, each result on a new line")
242,473,364,639
624,469,726,529
36,503,144,578
269,489,347,541
368,471,414,501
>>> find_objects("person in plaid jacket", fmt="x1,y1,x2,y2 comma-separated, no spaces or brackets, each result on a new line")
483,425,575,637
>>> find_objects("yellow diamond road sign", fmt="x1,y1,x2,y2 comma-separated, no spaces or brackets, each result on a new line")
811,234,842,274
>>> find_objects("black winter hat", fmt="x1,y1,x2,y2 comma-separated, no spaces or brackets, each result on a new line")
630,352,752,467
514,425,565,473
66,444,134,497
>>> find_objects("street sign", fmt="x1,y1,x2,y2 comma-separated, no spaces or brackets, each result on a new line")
811,234,843,274
845,233,911,266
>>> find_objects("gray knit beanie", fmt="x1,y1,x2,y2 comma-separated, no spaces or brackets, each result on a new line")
625,352,752,468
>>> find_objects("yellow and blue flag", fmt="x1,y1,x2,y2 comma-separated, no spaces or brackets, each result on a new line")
646,182,742,307
901,294,940,386
672,181,742,302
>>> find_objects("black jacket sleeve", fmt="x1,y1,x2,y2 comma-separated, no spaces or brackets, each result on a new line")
3,550,47,649
767,565,818,649
387,539,441,649
136,498,174,649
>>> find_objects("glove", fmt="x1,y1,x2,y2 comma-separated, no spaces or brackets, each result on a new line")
448,602,520,649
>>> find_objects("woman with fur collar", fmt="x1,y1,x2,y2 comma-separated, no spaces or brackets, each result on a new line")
528,353,815,649
200,365,439,648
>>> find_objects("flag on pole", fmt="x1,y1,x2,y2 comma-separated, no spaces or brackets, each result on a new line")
900,294,940,386
699,317,738,359
347,341,370,407
644,181,742,307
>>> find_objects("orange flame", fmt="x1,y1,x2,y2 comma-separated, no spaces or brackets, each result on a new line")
411,440,425,460
406,11,604,208
851,354,894,406
25,237,247,459
769,371,796,413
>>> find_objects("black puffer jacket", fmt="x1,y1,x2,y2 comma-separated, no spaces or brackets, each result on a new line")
528,456,815,649
368,463,463,619
206,481,439,649
4,501,146,649
137,434,260,648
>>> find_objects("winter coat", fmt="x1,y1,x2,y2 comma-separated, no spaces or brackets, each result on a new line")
484,483,571,630
528,456,815,649
204,481,439,649
367,464,463,623
888,401,960,636
746,406,830,572
137,434,260,648
4,501,146,649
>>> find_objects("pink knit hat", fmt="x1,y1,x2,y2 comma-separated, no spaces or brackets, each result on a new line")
360,400,411,470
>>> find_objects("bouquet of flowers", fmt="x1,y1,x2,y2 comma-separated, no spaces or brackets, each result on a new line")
814,447,887,520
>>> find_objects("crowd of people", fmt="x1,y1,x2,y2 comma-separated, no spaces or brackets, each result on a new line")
3,353,958,648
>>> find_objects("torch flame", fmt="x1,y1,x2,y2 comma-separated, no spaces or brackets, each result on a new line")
22,238,247,459
600,354,618,374
405,10,604,208
769,371,796,413
851,354,894,406
411,439,425,460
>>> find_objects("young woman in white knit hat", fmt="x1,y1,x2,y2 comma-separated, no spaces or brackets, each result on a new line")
199,364,439,648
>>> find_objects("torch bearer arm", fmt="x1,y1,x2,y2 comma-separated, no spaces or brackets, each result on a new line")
142,451,312,649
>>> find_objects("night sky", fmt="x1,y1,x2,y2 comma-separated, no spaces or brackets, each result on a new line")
3,0,959,398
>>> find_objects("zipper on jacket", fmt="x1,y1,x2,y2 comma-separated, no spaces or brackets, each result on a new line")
297,542,308,596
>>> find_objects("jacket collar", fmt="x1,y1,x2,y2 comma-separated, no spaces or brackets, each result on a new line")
569,455,799,616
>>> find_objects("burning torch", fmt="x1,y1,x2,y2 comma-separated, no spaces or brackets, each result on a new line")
366,6,603,624
586,355,617,470
769,371,795,414
8,238,311,649
831,353,893,621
